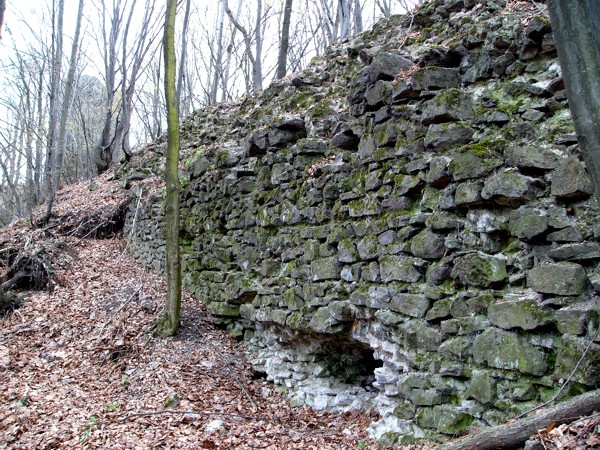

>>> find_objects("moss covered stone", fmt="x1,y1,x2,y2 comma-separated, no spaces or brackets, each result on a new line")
481,169,534,206
390,294,430,318
451,252,507,287
509,207,548,240
473,328,547,376
434,406,473,435
465,370,495,404
488,299,552,331
310,257,341,281
527,262,587,296
555,335,600,386
380,255,424,283
348,196,382,217
410,229,446,259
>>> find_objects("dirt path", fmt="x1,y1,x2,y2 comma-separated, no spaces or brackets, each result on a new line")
0,236,380,449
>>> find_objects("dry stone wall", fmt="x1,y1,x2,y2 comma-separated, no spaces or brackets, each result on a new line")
124,0,600,444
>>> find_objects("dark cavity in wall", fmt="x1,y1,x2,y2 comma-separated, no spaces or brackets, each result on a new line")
321,340,382,388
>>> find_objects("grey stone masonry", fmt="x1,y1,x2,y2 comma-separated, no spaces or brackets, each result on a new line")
122,0,600,444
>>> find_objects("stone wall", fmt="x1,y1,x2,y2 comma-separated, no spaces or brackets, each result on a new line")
123,0,600,444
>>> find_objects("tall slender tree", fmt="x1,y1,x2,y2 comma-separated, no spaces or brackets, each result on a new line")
43,0,65,223
0,0,5,40
155,0,181,337
547,1,600,197
276,0,293,79
177,0,192,115
55,0,85,198
209,0,227,104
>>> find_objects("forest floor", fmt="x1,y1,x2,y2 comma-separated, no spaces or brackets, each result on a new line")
0,235,386,449
1,174,598,449
0,174,403,449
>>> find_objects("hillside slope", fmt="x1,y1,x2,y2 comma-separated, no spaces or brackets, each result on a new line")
0,176,385,449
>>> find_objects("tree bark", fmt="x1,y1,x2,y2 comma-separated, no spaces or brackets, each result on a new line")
352,0,363,34
253,0,263,90
94,0,119,174
43,0,65,224
156,0,181,337
338,0,351,39
276,0,293,79
56,0,84,194
438,389,600,450
177,0,191,114
0,0,5,40
209,0,226,104
547,0,600,197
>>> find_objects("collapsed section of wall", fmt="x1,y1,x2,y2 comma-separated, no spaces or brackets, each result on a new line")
124,0,600,444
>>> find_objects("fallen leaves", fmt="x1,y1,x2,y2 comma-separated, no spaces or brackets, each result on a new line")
2,170,598,449
0,180,380,448
533,412,600,450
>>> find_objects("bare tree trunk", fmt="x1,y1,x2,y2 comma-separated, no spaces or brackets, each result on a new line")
177,0,192,115
94,0,161,171
35,66,45,205
43,0,65,224
375,0,391,17
220,0,242,102
276,0,293,79
547,0,600,197
155,0,181,337
55,0,84,193
338,0,351,39
254,0,263,90
209,0,227,104
319,0,335,45
94,0,119,174
0,0,5,40
226,6,261,91
353,0,363,34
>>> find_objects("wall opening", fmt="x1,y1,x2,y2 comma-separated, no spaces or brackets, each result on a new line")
321,340,382,388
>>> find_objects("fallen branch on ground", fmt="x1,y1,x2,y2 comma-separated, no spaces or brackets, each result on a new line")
516,326,600,419
437,389,600,450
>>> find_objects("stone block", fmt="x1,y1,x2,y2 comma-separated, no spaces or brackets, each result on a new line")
348,197,382,217
441,316,490,335
434,405,473,435
421,89,474,126
311,257,341,281
488,299,553,331
555,300,599,335
509,208,548,240
473,328,548,376
424,123,474,151
380,255,424,283
551,157,593,199
504,144,563,170
390,294,430,318
555,335,600,386
465,370,496,403
410,229,446,259
548,242,600,261
481,169,535,206
451,252,507,287
527,262,587,296
338,239,359,263
357,234,381,260
400,319,442,351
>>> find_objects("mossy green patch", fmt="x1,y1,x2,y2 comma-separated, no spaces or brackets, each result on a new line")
457,138,505,159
